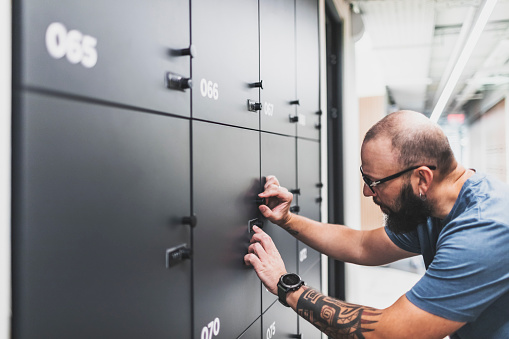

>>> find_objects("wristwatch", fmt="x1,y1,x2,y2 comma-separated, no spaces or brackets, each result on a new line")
277,273,305,307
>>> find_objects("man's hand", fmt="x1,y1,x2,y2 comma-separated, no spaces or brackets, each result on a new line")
259,175,294,227
244,226,287,295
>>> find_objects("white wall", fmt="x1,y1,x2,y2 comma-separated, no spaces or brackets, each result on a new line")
0,0,11,338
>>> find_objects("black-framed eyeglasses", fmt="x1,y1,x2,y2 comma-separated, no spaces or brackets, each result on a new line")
360,165,437,194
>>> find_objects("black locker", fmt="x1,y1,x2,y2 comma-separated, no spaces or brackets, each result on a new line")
296,0,321,140
12,93,192,338
17,0,191,117
297,138,321,276
193,121,262,338
191,0,260,129
259,0,297,137
262,299,299,339
237,318,262,339
260,132,298,312
299,262,322,339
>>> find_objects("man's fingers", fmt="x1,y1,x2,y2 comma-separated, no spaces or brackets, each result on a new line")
248,242,268,261
244,253,261,268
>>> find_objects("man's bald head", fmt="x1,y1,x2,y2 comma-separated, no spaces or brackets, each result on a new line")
363,110,456,176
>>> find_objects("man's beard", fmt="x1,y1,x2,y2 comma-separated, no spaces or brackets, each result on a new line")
377,182,433,234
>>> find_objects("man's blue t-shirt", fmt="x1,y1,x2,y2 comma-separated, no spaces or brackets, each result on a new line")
385,172,509,338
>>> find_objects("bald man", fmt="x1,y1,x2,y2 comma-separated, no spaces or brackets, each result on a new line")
244,111,509,339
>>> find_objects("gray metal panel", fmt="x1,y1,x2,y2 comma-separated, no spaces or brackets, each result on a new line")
260,132,298,312
192,0,259,128
296,0,320,140
12,93,192,338
193,121,261,338
260,0,297,136
20,0,190,117
237,317,262,339
262,299,298,338
299,262,322,339
297,138,321,275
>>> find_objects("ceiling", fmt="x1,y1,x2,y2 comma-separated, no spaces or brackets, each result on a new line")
351,0,509,123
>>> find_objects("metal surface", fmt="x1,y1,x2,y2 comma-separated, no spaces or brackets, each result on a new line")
260,132,298,312
18,0,191,117
262,298,299,339
298,262,322,339
297,138,321,276
260,0,297,136
193,121,261,339
192,0,259,128
12,92,192,338
296,0,321,140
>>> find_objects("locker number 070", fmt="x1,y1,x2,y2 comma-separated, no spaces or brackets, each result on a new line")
201,317,220,339
45,22,98,68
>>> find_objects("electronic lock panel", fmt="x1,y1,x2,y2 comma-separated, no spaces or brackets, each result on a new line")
17,0,191,117
192,0,260,129
12,93,192,339
296,0,321,140
193,121,262,339
297,138,321,275
259,0,297,137
260,132,298,312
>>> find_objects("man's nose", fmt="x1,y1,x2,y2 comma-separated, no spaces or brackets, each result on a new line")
363,183,375,197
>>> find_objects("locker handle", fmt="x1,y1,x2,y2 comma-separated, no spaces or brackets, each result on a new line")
290,188,301,195
290,206,300,213
166,72,192,91
289,115,299,123
289,100,300,105
171,44,197,58
166,244,192,268
247,99,262,112
248,219,264,234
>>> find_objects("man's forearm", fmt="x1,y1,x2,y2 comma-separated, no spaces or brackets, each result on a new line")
288,286,382,339
279,213,365,264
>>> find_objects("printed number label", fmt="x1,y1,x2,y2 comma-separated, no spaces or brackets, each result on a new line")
264,102,274,116
200,79,219,100
45,22,98,68
266,321,276,339
201,317,220,339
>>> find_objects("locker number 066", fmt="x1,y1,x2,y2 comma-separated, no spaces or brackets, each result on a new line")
45,22,98,68
200,78,219,100
201,317,220,339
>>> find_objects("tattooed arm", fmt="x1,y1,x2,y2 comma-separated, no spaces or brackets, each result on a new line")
285,285,465,339
245,226,465,339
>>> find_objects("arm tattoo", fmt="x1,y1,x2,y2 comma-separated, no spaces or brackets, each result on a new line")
297,288,381,339
283,225,299,236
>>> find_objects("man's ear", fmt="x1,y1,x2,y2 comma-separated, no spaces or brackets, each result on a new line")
414,166,433,195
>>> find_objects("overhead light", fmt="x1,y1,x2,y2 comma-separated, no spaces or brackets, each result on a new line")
430,0,498,123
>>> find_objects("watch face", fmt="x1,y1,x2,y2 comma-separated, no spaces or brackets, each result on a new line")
282,273,301,286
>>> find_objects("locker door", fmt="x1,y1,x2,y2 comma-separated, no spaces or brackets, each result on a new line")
262,300,298,339
12,93,192,338
296,0,320,140
299,262,322,339
192,0,260,129
260,132,298,312
193,122,261,338
17,0,190,117
260,0,297,136
297,138,321,276
237,317,262,339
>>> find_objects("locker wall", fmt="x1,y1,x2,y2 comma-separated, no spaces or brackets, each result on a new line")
12,0,323,338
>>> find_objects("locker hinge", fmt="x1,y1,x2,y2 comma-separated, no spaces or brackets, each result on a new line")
182,214,197,228
166,244,192,268
290,188,301,195
290,206,300,213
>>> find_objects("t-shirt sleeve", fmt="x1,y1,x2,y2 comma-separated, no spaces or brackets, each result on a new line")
384,226,421,254
406,218,509,322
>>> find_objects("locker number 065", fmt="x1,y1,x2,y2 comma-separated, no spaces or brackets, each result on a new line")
201,317,220,339
45,22,98,68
